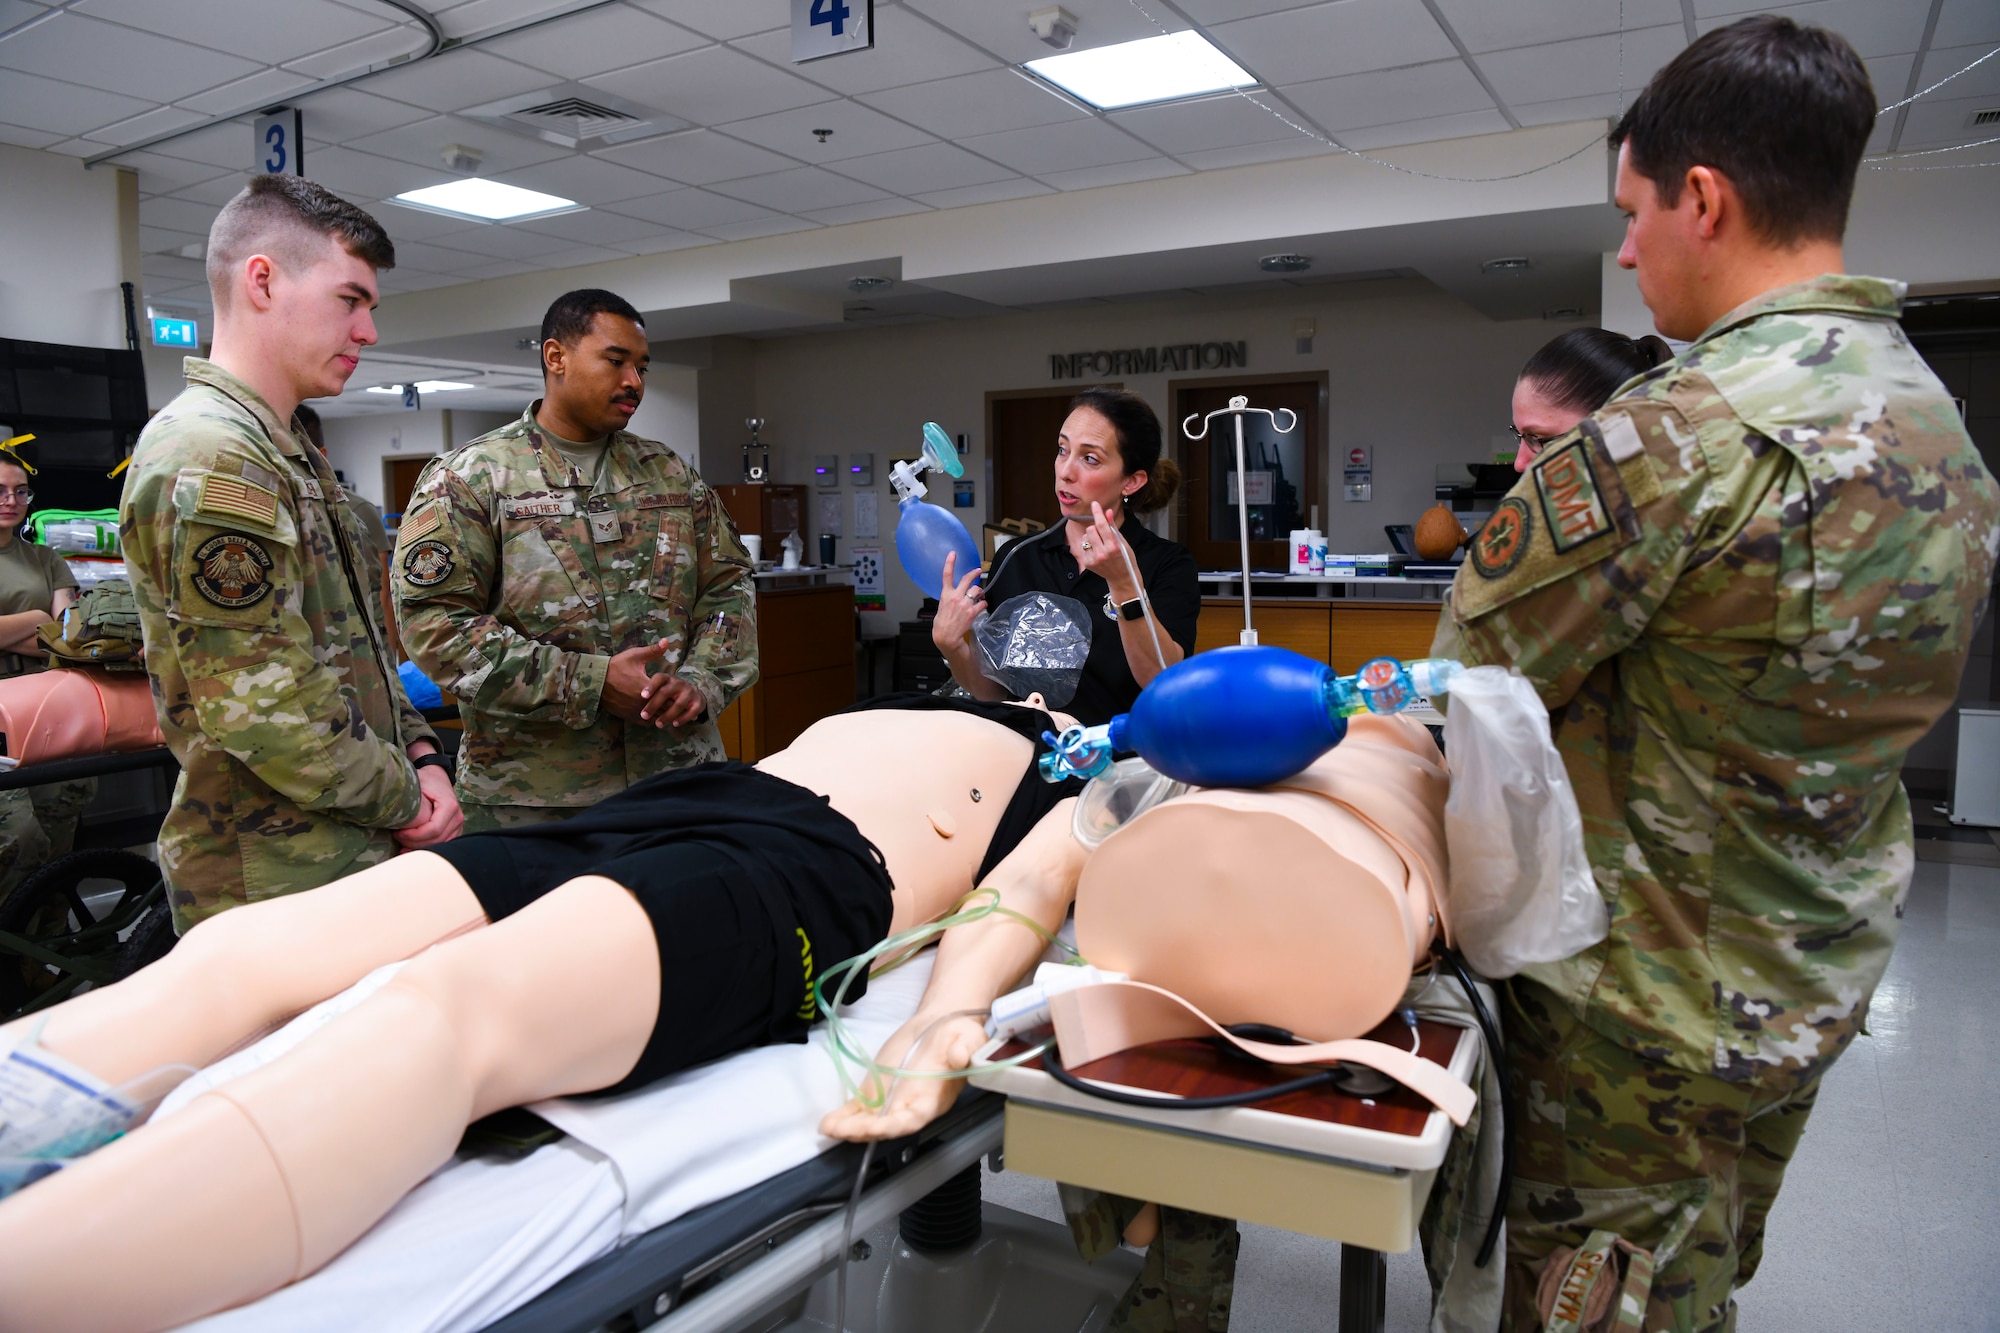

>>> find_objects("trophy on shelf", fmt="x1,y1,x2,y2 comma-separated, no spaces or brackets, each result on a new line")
743,418,768,484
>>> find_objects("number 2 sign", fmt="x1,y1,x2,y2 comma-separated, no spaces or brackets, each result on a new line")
792,0,873,62
254,108,303,177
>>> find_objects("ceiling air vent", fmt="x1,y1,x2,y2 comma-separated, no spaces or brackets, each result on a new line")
1969,108,2000,127
464,85,684,149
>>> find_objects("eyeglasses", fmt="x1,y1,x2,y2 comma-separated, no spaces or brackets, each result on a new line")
0,488,32,504
1507,426,1558,450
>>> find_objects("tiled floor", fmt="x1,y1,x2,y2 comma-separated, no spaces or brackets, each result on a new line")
984,858,2000,1330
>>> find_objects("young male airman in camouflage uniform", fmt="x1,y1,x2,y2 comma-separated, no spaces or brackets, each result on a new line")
1433,19,2000,1330
394,289,754,830
123,177,461,933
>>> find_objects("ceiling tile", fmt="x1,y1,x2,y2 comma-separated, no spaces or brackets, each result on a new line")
1177,0,1332,21
146,121,256,170
958,118,1158,175
137,252,207,285
1933,0,2000,49
386,237,496,273
180,67,318,117
360,48,551,113
1110,93,1301,155
832,140,1015,194
1208,0,1458,87
903,0,1162,68
43,137,103,157
283,24,433,80
0,121,69,150
603,185,783,230
348,113,576,175
140,196,224,235
731,6,998,97
461,258,544,280
111,149,234,194
1431,0,1683,55
1695,1,1931,59
1478,24,1686,105
367,204,487,242
414,221,574,261
629,0,787,41
701,214,820,241
376,269,467,294
0,12,262,103
1040,157,1191,191
1511,92,1627,127
512,206,669,246
1914,43,2000,102
84,105,210,148
914,176,1056,208
0,69,151,137
718,101,937,162
859,68,1090,140
1862,53,1915,107
1178,135,1334,170
596,128,801,185
75,0,395,63
479,5,709,80
1282,59,1493,132
139,224,205,254
711,164,888,212
167,174,255,206
1340,108,1512,150
805,197,935,226
0,0,46,26
494,152,675,203
585,44,835,125
609,228,712,255
1896,92,2000,150
294,88,435,142
310,145,455,202
530,241,631,268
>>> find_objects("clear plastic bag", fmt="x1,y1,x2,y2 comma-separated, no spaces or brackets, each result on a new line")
973,591,1093,709
1441,665,1606,978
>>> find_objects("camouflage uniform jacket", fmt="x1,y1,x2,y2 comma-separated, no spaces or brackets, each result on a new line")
122,358,437,929
1436,276,2000,1085
393,403,756,807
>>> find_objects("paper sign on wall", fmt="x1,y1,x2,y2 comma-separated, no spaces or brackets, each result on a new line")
853,491,879,539
816,491,842,536
852,546,885,611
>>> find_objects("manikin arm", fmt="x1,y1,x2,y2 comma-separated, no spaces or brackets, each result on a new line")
821,797,1084,1141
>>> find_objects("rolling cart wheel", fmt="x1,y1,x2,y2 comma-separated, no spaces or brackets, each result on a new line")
113,898,178,982
0,849,164,1018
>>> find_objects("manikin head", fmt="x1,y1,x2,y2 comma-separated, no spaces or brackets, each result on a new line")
1510,329,1674,470
536,289,649,441
1055,388,1181,527
1610,15,1874,342
205,175,395,416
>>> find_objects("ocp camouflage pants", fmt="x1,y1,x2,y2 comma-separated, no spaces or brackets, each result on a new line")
1060,1185,1239,1333
1501,979,1823,1333
0,777,96,904
459,803,581,835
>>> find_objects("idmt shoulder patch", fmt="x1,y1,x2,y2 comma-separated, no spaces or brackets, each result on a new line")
1533,440,1615,553
401,538,456,588
191,533,275,609
1470,497,1533,579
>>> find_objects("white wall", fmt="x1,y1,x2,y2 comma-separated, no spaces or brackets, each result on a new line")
319,408,517,507
750,278,1571,624
0,144,129,350
627,363,701,470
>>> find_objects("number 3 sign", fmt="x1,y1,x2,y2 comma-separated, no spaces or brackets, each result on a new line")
792,0,873,62
254,108,303,177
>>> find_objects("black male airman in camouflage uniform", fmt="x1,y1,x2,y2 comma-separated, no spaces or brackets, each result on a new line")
1435,275,2000,1329
122,359,439,932
393,405,755,828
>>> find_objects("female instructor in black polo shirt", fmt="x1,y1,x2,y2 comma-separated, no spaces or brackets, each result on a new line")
932,387,1200,726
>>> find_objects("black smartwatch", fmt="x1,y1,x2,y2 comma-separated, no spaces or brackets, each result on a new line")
411,752,452,773
1103,592,1148,622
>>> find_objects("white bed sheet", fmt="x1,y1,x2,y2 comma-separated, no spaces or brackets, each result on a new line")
166,953,938,1333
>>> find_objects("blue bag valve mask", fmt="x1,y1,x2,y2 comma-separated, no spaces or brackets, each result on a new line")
891,423,981,603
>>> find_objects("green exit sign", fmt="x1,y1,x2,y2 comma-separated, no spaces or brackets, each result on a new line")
150,315,198,348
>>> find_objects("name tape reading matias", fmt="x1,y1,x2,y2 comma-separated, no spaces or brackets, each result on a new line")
1048,341,1248,380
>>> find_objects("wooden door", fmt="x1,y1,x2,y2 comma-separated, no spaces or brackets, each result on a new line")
987,391,1076,529
386,457,431,517
1173,374,1326,571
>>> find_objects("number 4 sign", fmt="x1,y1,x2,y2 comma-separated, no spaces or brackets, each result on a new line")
792,0,873,62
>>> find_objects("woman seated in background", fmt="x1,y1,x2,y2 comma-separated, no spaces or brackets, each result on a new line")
1508,327,1675,471
931,387,1200,726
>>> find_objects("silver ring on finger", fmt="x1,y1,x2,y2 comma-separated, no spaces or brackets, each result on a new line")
1081,541,1092,550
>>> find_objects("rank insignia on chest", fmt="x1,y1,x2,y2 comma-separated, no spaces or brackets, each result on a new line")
1533,441,1614,553
1470,497,1533,579
402,539,455,587
191,533,275,608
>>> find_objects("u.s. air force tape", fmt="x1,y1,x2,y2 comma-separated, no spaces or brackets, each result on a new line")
191,533,275,609
401,539,455,587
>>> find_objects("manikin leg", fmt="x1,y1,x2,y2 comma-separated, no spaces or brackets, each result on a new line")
0,851,490,1087
0,874,660,1333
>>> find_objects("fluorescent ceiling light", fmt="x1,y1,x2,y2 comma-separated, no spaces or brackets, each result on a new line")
391,179,580,221
365,381,476,394
1025,30,1256,110
365,385,401,394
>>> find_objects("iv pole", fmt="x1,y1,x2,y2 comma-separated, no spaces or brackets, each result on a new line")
1182,395,1298,647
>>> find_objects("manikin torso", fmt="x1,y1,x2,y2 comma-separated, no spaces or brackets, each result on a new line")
756,701,1070,934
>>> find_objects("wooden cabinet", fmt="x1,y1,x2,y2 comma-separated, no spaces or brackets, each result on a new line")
717,581,855,761
714,484,808,544
1194,599,1440,673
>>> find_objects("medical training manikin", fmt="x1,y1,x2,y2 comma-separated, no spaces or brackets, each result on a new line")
0,636,1562,1333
